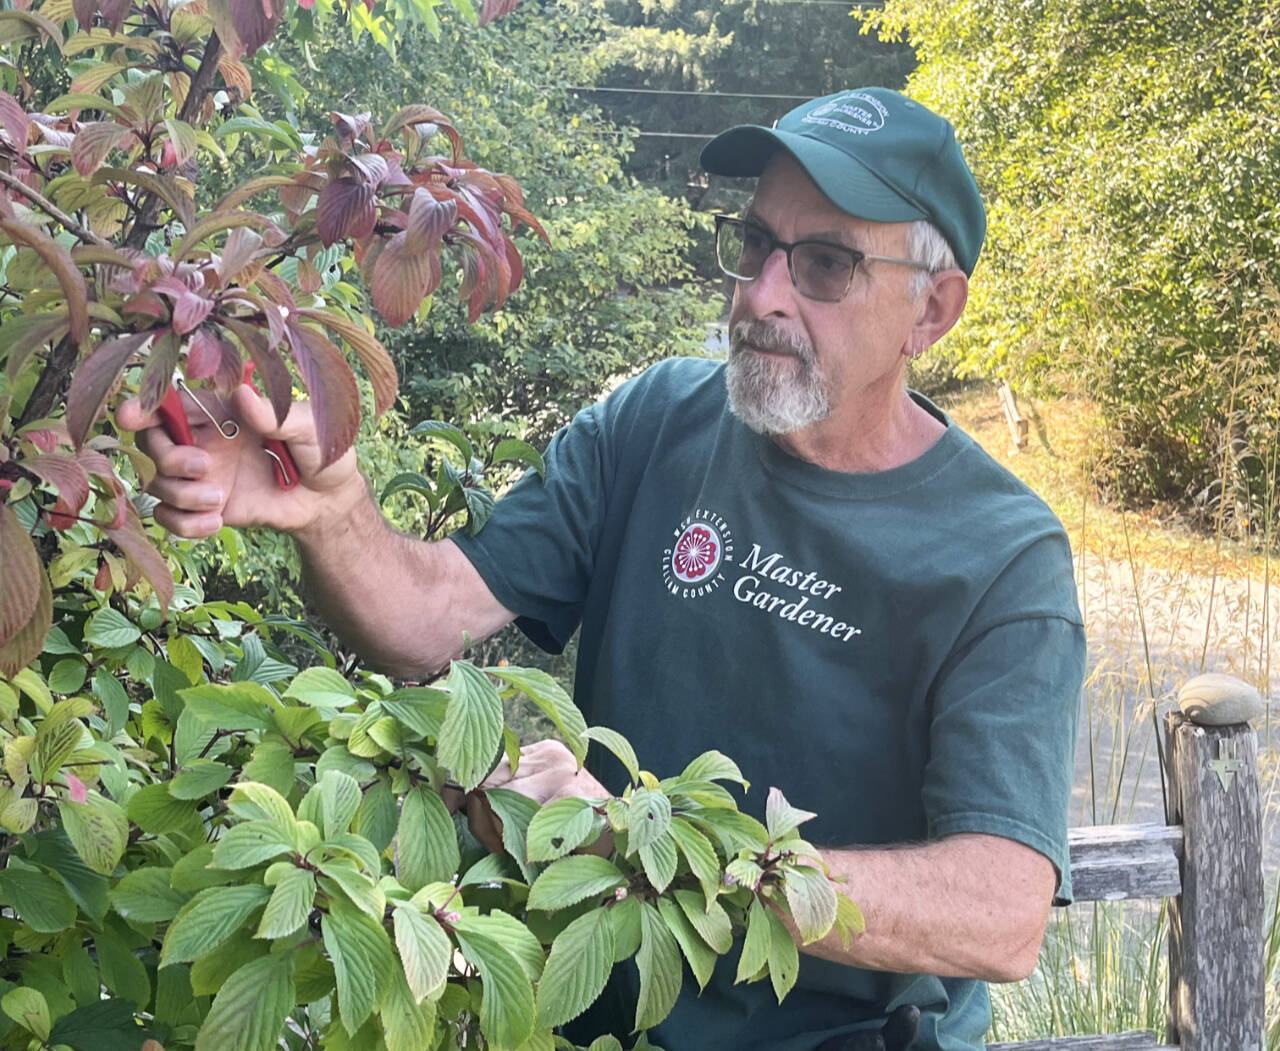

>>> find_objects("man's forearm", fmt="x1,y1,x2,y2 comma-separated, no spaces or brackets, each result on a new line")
293,480,513,677
795,834,1055,983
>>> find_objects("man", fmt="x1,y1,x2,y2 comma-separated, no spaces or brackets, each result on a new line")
121,88,1084,1051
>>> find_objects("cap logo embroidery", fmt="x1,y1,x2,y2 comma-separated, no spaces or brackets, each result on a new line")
802,91,888,136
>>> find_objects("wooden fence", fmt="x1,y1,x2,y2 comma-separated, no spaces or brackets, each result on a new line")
990,711,1265,1051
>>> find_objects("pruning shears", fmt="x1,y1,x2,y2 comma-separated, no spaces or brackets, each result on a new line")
156,363,299,490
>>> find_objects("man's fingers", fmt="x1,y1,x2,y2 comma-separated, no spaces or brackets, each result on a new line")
230,385,317,447
152,501,223,539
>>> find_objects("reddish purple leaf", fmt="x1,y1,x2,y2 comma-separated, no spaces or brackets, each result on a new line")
0,92,29,152
71,122,133,178
503,235,524,296
296,257,322,294
404,189,457,255
346,152,389,188
0,220,91,347
217,226,263,286
0,502,42,649
296,307,399,417
99,0,129,32
26,453,92,515
72,0,96,29
316,177,376,246
285,322,360,468
371,231,441,328
0,561,51,678
226,0,284,55
66,330,152,447
331,111,373,144
172,290,213,335
137,328,181,414
222,318,292,426
477,0,521,25
105,501,174,610
185,327,222,380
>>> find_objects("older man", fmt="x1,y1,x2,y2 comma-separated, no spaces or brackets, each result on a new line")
123,88,1084,1051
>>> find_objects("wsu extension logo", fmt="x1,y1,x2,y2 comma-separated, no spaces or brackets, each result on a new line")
661,509,735,598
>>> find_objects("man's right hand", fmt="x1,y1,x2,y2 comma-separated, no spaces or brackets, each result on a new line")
117,385,363,540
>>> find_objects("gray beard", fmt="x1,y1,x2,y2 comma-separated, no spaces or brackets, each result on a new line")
725,320,830,435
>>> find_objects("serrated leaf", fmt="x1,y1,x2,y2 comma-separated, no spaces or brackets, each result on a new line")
408,418,473,463
452,927,536,1049
2,986,50,1040
58,793,127,875
181,681,274,731
608,893,643,962
0,865,77,931
323,899,394,1034
638,832,678,894
227,780,296,831
169,759,233,799
626,788,671,854
656,896,716,991
320,769,362,838
735,897,772,984
454,912,544,983
486,667,586,762
381,964,437,1051
47,998,140,1051
765,787,817,841
161,883,271,964
581,726,638,785
526,797,600,862
437,661,503,791
194,950,295,1051
490,437,544,477
534,908,614,1029
110,866,189,923
634,901,681,1031
782,864,839,945
766,903,799,1003
379,686,448,738
318,859,385,922
128,782,197,834
211,819,295,869
256,866,314,939
527,855,625,912
678,750,749,788
396,783,460,892
83,607,140,648
283,666,356,712
95,927,150,1008
673,889,733,954
393,904,452,1003
668,818,721,907
834,891,865,950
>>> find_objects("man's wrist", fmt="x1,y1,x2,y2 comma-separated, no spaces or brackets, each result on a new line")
291,473,375,550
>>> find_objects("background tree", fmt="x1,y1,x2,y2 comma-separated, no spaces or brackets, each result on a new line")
866,0,1280,510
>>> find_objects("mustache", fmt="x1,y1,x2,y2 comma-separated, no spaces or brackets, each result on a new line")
729,320,813,359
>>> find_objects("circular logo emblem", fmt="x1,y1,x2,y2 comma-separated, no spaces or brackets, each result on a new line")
670,523,723,584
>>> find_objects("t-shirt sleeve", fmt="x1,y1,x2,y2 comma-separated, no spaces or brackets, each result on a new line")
451,399,613,653
921,542,1086,904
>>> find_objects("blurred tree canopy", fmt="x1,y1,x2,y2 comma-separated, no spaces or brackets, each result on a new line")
868,0,1280,508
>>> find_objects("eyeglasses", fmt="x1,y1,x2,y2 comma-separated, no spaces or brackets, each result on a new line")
713,214,931,303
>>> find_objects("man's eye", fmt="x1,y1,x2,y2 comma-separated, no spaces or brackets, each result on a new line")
741,228,770,253
805,248,848,273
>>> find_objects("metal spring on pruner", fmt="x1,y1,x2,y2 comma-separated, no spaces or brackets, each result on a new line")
175,378,240,439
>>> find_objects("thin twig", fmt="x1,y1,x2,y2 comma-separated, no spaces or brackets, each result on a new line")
0,167,111,246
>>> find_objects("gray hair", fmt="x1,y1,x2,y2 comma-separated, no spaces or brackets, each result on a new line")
906,219,957,298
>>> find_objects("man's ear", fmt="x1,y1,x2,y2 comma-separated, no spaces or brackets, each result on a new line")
905,269,968,357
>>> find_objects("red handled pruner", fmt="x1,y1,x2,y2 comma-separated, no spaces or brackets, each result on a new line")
156,363,299,489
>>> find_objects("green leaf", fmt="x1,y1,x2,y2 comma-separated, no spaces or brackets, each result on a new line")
96,928,151,1008
48,657,87,695
0,865,77,931
169,759,233,799
242,737,297,796
393,904,452,1003
453,912,545,982
380,965,438,1051
526,797,600,862
227,781,297,832
320,769,362,838
608,893,643,962
765,787,817,841
656,896,716,991
256,866,315,939
634,901,681,1031
527,855,625,912
782,864,839,945
180,681,274,731
212,820,295,869
396,784,460,892
766,903,799,1003
322,899,394,1034
483,787,541,883
735,897,772,984
59,793,127,875
626,788,671,854
409,419,474,463
84,607,140,648
318,858,386,922
688,808,769,856
674,888,733,955
437,661,503,791
171,842,237,892
379,686,448,738
534,908,614,1029
324,832,383,876
93,669,131,737
491,437,545,477
379,471,439,509
283,666,357,712
581,726,639,785
48,998,144,1051
452,927,536,1049
487,667,586,762
678,750,749,789
354,778,397,853
668,818,721,907
127,782,198,835
637,831,678,894
833,891,865,949
23,830,109,920
161,883,272,965
2,986,50,1040
194,950,296,1051
110,866,189,923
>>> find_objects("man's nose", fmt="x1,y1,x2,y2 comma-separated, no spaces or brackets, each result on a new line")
739,245,795,317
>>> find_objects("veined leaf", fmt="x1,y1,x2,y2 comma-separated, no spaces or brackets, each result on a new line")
318,859,385,922
95,927,150,1008
2,986,50,1040
782,864,839,945
678,750,749,789
734,897,772,985
161,883,271,965
110,866,189,923
395,784,459,892
378,686,448,738
0,865,77,931
637,831,677,894
656,896,716,991
437,661,503,791
833,891,865,950
180,681,274,731
668,817,721,907
765,787,817,842
453,912,544,983
294,307,398,417
407,419,473,463
0,219,89,346
380,965,437,1051
581,726,638,786
169,759,233,800
194,950,295,1051
527,855,624,912
256,866,314,939
490,438,545,478
393,903,451,1004
526,797,600,862
211,819,294,870
626,788,671,854
226,780,296,831
58,793,127,875
486,667,585,762
608,893,643,963
285,321,361,469
766,903,799,1003
534,908,614,1029
322,899,394,1035
127,782,198,835
673,889,733,955
452,926,536,1050
634,902,681,1032
282,666,355,712
319,769,362,838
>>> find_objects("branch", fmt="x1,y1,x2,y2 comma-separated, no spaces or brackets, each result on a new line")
0,168,111,247
16,334,79,428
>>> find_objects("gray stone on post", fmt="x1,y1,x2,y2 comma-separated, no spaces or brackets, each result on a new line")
1177,672,1264,726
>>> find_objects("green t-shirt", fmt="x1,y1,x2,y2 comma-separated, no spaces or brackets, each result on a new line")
454,357,1085,1051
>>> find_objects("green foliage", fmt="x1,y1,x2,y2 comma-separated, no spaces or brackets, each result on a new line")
867,0,1280,506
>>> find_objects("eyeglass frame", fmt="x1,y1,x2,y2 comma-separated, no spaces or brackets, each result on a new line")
713,213,933,303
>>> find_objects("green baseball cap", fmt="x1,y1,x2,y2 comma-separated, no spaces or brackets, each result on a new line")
700,87,986,275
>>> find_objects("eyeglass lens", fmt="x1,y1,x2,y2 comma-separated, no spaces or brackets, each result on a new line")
715,218,855,303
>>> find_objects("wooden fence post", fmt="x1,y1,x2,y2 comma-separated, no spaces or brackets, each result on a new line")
1163,712,1264,1050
